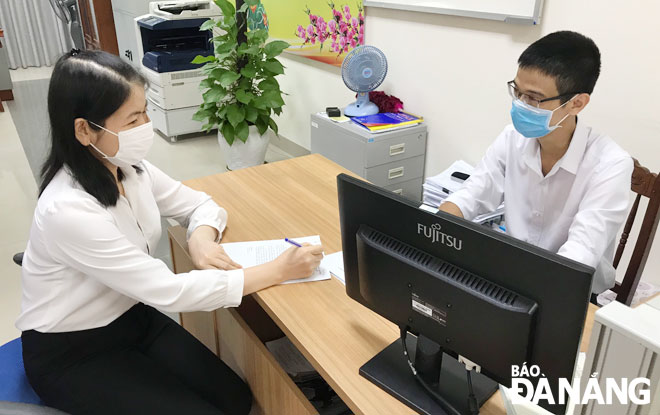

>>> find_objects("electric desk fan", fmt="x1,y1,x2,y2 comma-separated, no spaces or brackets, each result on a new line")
342,46,388,117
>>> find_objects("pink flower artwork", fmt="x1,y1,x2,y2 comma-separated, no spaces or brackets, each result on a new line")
294,2,366,64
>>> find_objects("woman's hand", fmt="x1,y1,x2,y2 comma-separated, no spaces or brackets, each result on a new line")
188,226,242,271
272,243,324,283
242,243,324,295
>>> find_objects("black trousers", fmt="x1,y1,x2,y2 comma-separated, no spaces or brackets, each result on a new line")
22,304,252,415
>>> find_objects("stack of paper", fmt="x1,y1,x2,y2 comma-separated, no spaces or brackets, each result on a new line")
221,235,330,285
422,160,475,207
423,160,505,226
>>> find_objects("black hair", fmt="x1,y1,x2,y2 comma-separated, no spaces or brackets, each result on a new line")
518,31,601,103
40,50,148,207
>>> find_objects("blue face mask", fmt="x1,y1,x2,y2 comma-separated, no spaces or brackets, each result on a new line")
510,96,575,139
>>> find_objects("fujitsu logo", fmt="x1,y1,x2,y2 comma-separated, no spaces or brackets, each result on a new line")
417,223,463,251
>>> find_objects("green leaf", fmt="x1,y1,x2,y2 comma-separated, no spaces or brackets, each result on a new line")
238,43,261,56
235,121,249,142
192,108,213,122
258,78,280,91
273,107,282,116
222,15,236,29
262,90,285,108
209,68,227,80
245,0,259,6
264,41,290,58
237,3,249,13
252,96,268,110
236,90,254,105
214,52,232,63
220,122,235,145
268,117,279,135
214,0,235,18
255,116,268,135
203,86,227,103
215,41,235,55
219,71,241,88
199,78,215,90
192,54,216,64
247,29,269,44
199,19,216,31
245,106,258,123
262,60,285,75
226,104,245,127
240,64,257,78
200,62,219,74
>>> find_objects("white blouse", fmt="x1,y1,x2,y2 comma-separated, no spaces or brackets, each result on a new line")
16,160,244,333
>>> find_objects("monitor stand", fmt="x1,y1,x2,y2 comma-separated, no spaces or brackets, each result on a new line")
359,334,498,415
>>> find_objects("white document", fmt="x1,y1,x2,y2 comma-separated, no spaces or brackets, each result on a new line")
419,203,440,214
322,251,345,285
221,235,330,285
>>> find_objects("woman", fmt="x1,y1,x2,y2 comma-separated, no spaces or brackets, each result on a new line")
16,50,323,414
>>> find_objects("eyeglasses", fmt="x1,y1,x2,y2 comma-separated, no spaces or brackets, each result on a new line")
507,80,577,108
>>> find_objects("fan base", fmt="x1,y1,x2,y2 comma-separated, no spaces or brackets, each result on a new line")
344,101,379,117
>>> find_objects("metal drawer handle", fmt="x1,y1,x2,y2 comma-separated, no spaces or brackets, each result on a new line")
388,166,405,180
389,143,406,156
393,188,403,195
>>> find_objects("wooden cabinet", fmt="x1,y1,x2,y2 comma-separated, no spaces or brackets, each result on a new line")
168,226,317,415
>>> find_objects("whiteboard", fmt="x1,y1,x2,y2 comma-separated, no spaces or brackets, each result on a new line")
363,0,544,25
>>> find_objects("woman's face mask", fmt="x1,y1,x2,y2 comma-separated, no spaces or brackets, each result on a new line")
88,121,154,168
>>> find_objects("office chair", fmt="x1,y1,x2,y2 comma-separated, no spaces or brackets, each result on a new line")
0,338,68,414
5,253,70,414
612,158,660,305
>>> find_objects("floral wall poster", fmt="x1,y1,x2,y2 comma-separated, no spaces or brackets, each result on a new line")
247,1,365,67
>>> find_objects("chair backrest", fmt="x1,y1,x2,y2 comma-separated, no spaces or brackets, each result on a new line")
612,158,660,305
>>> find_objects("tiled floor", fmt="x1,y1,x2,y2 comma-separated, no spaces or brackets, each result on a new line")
0,67,295,344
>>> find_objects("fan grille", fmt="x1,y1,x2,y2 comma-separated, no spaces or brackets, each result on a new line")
341,46,388,93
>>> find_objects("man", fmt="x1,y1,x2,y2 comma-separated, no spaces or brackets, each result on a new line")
440,31,633,298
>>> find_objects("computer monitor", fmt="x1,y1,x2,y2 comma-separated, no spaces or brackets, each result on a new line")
337,174,594,415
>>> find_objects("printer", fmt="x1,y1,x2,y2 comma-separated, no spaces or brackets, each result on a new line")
135,1,222,141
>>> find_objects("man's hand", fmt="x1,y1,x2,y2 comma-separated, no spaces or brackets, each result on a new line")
438,201,465,218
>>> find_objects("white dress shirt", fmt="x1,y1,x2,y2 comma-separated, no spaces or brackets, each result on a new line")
16,160,244,333
445,119,633,293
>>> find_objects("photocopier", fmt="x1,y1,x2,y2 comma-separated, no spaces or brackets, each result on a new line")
135,1,222,141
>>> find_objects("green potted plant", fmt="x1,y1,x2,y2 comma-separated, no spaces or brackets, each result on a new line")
192,0,289,170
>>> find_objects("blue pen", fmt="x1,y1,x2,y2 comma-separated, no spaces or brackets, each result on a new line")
285,238,302,248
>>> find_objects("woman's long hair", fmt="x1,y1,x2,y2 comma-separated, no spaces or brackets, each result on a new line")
40,50,147,207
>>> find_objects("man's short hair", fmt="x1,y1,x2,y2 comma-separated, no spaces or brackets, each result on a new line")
518,31,601,101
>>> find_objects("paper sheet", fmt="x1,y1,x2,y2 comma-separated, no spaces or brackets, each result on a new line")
322,251,345,285
221,235,330,285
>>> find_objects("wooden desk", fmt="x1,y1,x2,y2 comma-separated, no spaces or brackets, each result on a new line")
168,154,597,415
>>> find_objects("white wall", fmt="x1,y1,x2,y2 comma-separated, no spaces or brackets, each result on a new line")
273,0,660,287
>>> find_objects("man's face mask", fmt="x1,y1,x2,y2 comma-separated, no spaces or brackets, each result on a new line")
510,96,576,139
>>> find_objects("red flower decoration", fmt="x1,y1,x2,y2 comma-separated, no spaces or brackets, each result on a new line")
368,91,404,113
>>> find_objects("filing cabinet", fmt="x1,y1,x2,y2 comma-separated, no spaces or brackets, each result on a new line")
310,113,427,200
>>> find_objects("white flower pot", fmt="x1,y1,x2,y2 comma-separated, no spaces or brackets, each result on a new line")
218,125,272,170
